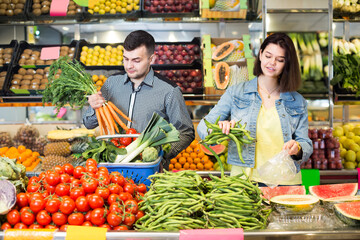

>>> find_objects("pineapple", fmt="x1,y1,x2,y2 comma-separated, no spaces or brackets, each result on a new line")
44,142,71,157
0,132,12,148
70,140,89,153
42,155,71,170
32,136,48,155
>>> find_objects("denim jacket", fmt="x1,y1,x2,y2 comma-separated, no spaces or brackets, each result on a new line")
197,77,313,172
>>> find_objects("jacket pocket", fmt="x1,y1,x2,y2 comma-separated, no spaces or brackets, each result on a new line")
233,97,251,109
285,106,305,116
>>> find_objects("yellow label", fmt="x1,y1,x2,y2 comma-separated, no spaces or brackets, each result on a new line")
5,229,56,240
65,226,107,240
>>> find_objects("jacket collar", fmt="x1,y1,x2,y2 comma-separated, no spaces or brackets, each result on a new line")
245,77,295,101
124,68,154,87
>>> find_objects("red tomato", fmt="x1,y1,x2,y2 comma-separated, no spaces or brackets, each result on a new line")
90,208,106,226
55,183,70,197
108,183,123,195
7,209,20,225
82,221,93,226
20,210,35,225
109,202,123,214
38,172,46,180
96,171,109,179
59,198,76,215
41,190,50,199
119,192,133,203
107,194,120,205
45,225,58,229
111,139,120,147
36,210,52,226
82,178,98,194
20,206,31,214
75,196,90,212
70,187,85,201
126,128,138,141
52,212,68,226
85,211,92,222
16,193,29,208
28,176,39,185
136,183,147,193
95,187,110,200
117,145,126,149
60,224,69,231
28,224,42,229
119,137,132,147
44,183,56,194
68,212,85,226
73,166,86,179
124,199,138,214
63,163,74,176
13,223,28,229
97,176,110,186
86,158,97,167
135,210,145,221
29,198,45,213
54,165,65,174
111,174,125,187
60,174,71,184
45,198,61,213
27,182,41,193
45,171,61,186
123,213,135,227
86,165,98,174
113,225,128,231
98,167,109,175
28,192,43,202
123,183,135,195
1,222,12,230
98,224,111,230
70,179,82,188
88,194,104,209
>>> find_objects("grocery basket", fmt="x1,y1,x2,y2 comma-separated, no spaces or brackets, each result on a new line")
96,134,162,186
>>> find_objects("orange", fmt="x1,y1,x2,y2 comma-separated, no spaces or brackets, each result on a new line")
92,75,99,82
0,147,8,155
193,147,200,153
32,152,40,158
18,152,29,162
169,164,174,170
190,141,197,149
209,168,214,171
175,153,181,159
185,147,193,153
190,152,197,159
170,158,177,164
182,152,190,158
193,157,201,164
96,80,103,86
17,145,26,153
201,157,209,164
174,162,182,170
187,158,194,164
183,162,190,169
197,162,204,170
99,74,106,80
179,168,185,171
197,151,205,158
189,163,197,170
6,147,17,154
178,157,186,165
204,162,213,170
202,155,209,163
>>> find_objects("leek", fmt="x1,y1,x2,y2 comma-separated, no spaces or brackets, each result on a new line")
333,38,339,56
297,34,308,54
115,113,180,163
310,33,321,53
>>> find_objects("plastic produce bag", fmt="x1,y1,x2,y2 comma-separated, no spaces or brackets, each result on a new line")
257,150,297,187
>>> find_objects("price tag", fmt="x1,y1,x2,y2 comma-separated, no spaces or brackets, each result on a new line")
203,59,213,87
202,34,212,59
50,0,69,16
180,228,244,240
301,169,320,194
357,168,360,191
40,47,60,60
242,34,252,59
246,57,255,80
11,89,30,94
65,226,107,240
4,229,56,240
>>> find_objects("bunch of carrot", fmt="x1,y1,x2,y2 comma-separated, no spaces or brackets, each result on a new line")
95,101,131,135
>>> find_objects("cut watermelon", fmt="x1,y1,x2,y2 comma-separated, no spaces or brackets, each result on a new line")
309,183,358,200
334,201,360,226
260,186,306,201
322,196,360,207
270,195,319,214
199,144,226,156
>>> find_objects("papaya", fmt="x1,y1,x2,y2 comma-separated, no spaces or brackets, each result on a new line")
214,62,230,90
212,42,235,61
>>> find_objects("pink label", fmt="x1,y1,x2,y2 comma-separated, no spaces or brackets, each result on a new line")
50,0,69,16
179,228,244,240
357,168,360,189
40,46,60,60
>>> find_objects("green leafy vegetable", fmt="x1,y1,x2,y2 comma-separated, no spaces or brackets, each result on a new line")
82,137,127,163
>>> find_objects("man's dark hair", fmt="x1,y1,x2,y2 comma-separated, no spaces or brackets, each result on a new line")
253,32,301,92
123,30,155,56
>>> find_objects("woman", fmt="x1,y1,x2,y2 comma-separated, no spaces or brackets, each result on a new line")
197,33,313,185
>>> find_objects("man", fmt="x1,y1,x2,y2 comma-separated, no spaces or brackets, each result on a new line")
83,30,195,168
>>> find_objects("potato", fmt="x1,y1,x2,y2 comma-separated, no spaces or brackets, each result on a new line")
32,3,41,9
21,79,31,85
3,53,11,59
0,76,5,82
22,76,33,81
0,9,5,15
41,6,49,13
32,51,40,56
19,0,25,3
45,60,53,65
32,0,40,3
0,3,6,9
19,84,30,89
42,0,50,6
67,10,76,15
25,59,35,65
11,79,20,85
69,47,75,53
13,74,23,79
44,66,50,72
18,59,26,65
26,69,36,75
60,46,69,52
35,69,44,75
59,51,67,56
68,4,76,10
18,68,26,75
4,48,12,54
0,48,3,54
30,54,38,60
12,0,19,4
6,9,14,16
33,8,41,16
33,74,42,80
39,84,46,90
10,85,19,89
0,71,6,76
36,60,45,65
30,84,39,90
31,79,40,85
23,49,32,55
13,9,22,15
0,59,3,65
21,53,29,59
40,78,48,84
15,3,23,8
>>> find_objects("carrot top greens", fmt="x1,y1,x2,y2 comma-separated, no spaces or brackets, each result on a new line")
42,56,97,111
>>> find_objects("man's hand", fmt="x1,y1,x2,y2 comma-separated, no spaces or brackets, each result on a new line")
88,91,105,109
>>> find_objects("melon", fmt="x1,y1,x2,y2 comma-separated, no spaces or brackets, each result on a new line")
214,62,230,90
334,201,360,226
309,183,358,200
199,144,226,156
212,42,235,61
270,195,319,214
260,186,306,201
322,196,360,207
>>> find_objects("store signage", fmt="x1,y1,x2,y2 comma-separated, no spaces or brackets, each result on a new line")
301,169,320,194
179,228,244,240
40,47,60,60
50,0,70,16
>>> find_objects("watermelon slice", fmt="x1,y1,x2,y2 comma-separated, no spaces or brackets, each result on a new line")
260,186,306,201
334,201,360,226
270,195,319,214
199,144,226,156
309,183,358,200
322,195,360,207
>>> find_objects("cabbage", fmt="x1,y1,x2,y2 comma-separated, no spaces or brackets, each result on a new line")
0,180,16,215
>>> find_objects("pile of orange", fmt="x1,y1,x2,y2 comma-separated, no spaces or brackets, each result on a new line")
169,140,214,171
92,74,108,91
0,146,41,171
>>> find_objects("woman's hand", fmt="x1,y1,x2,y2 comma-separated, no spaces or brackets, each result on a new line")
88,91,105,109
283,140,301,156
218,120,236,135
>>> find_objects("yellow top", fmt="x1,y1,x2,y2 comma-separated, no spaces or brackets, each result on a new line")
231,105,302,185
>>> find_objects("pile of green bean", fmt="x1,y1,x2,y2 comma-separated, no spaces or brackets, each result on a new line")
202,116,255,163
204,173,271,230
135,170,207,231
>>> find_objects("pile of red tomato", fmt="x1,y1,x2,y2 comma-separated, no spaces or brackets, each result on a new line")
2,158,146,230
111,128,138,148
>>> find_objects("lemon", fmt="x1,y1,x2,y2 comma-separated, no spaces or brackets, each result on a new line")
99,9,106,14
111,48,117,53
88,48,94,53
82,46,88,51
80,56,86,62
134,0,139,4
99,3,105,9
357,151,360,162
110,8,116,14
117,45,124,50
105,45,112,51
116,1,122,6
99,0,105,3
134,5,139,10
346,132,355,139
345,150,356,162
105,1,111,6
127,0,133,3
116,55,123,61
105,6,111,12
121,2,127,7
110,53,117,59
94,45,101,51
99,48,105,54
88,9,94,14
340,148,347,158
93,51,99,57
104,60,110,65
110,3,116,8
126,4,133,11
80,51,87,56
121,7,127,14
116,5,122,12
